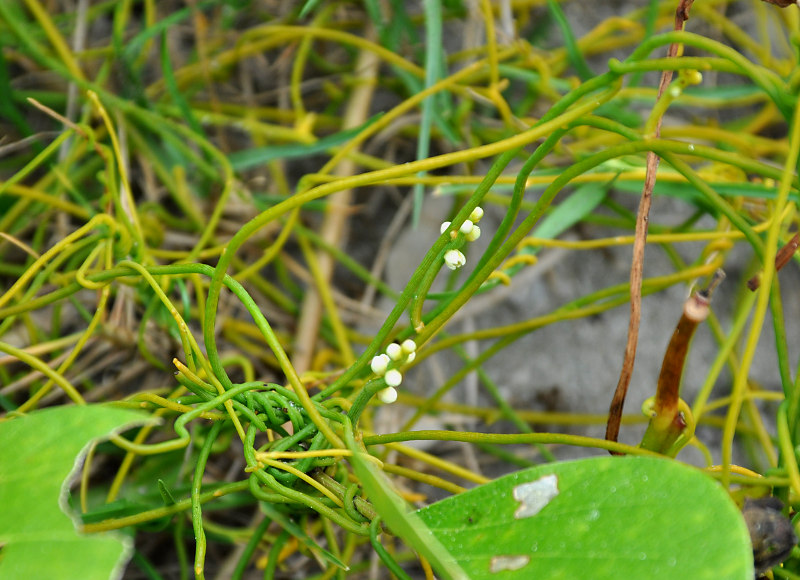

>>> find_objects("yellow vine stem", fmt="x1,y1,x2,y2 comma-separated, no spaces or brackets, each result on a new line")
130,392,225,420
289,9,327,122
381,463,466,495
0,183,90,218
358,167,734,189
744,391,780,469
693,3,777,70
477,0,516,127
720,100,800,491
702,390,786,414
694,236,782,469
382,442,490,486
17,273,112,412
413,260,724,365
219,354,256,383
0,213,119,310
420,555,436,580
106,401,175,503
13,236,115,411
170,166,205,228
292,40,378,374
116,261,246,442
366,431,666,459
283,72,609,217
501,254,538,270
83,481,252,534
86,91,145,251
252,458,344,508
777,407,800,497
74,239,113,290
174,359,210,389
186,157,234,262
480,0,500,87
189,272,206,342
396,391,649,427
0,333,82,368
22,0,85,81
486,270,511,285
0,342,84,406
519,224,775,252
297,233,355,367
573,13,646,64
144,24,422,99
234,208,299,282
80,441,98,513
687,436,714,467
255,448,381,466
706,464,765,479
0,232,39,259
203,62,617,456
317,45,519,177
149,245,226,261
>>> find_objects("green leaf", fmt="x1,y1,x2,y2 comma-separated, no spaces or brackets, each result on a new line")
0,405,154,580
259,502,349,571
416,456,753,579
228,114,383,171
298,0,323,18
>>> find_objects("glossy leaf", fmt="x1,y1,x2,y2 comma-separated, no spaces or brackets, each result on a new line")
416,456,752,579
0,405,153,580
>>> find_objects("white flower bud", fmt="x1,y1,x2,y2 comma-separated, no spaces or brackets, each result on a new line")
469,207,484,223
405,352,416,363
465,225,481,242
386,343,403,361
440,221,451,234
377,387,398,404
384,369,402,387
370,353,390,375
444,249,466,270
401,339,417,354
459,220,474,235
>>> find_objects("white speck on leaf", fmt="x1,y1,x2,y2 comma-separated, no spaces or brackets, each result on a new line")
513,473,559,519
489,555,530,572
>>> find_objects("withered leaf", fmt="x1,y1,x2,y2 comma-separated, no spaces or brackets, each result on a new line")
762,0,797,7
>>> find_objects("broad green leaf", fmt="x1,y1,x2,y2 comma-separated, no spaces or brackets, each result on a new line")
417,456,752,579
0,405,153,580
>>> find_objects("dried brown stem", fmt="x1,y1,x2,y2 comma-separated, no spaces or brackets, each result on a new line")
654,292,710,415
605,0,695,449
747,233,799,291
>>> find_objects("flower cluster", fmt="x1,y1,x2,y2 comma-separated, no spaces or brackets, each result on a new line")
441,206,484,270
370,339,417,404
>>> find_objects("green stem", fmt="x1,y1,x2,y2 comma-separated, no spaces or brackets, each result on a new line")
192,420,223,580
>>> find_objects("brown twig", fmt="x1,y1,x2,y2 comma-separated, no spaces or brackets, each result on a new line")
605,0,695,449
747,233,800,290
638,281,717,456
653,271,723,419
